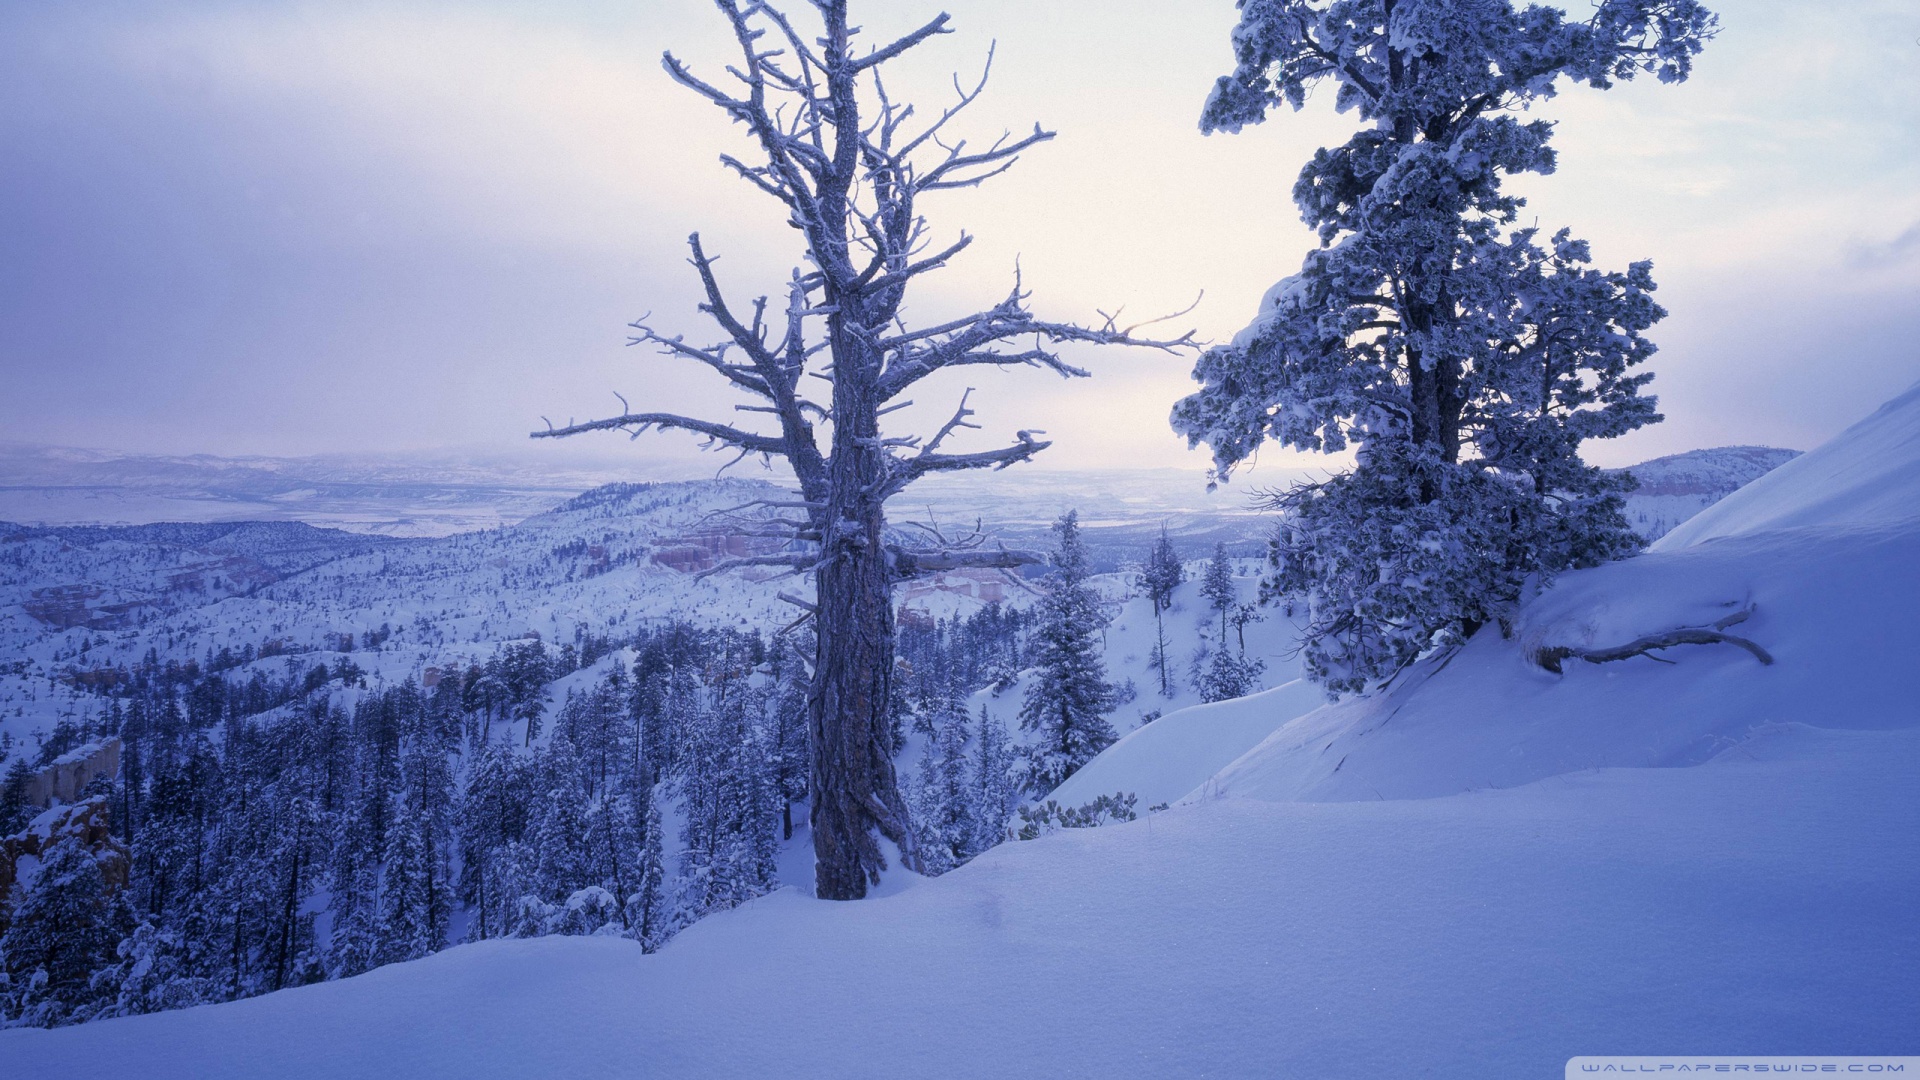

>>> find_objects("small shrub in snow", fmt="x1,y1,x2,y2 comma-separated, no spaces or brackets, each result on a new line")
1013,793,1140,841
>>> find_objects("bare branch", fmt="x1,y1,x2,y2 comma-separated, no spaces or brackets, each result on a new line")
876,281,1197,400
530,411,787,457
851,13,952,71
888,545,1045,579
885,428,1051,498
776,590,818,612
692,552,818,581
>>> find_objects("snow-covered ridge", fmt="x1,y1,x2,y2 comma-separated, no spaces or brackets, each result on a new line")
1613,444,1798,541
1655,380,1920,549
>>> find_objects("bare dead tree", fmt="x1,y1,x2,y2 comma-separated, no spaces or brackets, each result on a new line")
533,0,1191,900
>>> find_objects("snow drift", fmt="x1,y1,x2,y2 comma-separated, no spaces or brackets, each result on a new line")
1655,380,1920,548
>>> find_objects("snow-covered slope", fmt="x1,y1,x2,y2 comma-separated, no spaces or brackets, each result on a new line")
1199,383,1920,806
1655,382,1920,548
1045,678,1324,808
2,723,1910,1078
1615,444,1799,541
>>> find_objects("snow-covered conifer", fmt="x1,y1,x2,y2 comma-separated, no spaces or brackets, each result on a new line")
89,922,210,1019
1198,644,1265,704
1138,527,1184,697
1018,512,1118,795
970,707,1020,855
0,836,128,1026
0,756,34,835
1172,0,1716,694
626,783,669,952
1200,543,1235,641
767,639,811,841
909,680,976,874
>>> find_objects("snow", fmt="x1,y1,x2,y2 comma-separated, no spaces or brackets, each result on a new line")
1655,380,1920,549
1207,519,1920,804
1614,445,1798,541
1,722,1911,1078
1047,678,1325,809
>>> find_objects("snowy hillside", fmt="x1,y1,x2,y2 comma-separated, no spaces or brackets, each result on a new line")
5,378,1911,1075
1200,383,1918,805
1654,385,1920,547
0,443,1281,555
2,722,1912,1079
1615,445,1799,541
0,479,827,747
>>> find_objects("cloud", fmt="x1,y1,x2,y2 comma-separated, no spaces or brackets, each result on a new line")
1847,222,1920,269
1,0,1917,475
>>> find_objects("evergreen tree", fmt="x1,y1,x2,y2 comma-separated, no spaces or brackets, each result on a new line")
529,736,593,910
0,756,33,835
909,679,975,874
1201,543,1236,641
1172,0,1715,694
626,783,669,952
581,789,643,934
969,707,1019,856
374,794,434,967
1198,644,1265,704
0,836,129,1026
719,723,781,907
89,922,210,1019
326,803,382,977
767,640,811,841
1017,512,1118,795
455,742,526,942
1139,527,1185,697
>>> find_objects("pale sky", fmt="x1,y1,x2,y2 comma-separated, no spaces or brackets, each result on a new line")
2,0,1916,480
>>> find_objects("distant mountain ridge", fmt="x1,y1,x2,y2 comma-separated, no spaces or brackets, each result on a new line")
0,440,1800,549
1614,445,1801,541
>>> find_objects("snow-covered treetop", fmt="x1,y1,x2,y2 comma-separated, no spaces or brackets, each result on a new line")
1203,0,1717,137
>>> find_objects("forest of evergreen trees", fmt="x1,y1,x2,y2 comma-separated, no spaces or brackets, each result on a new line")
0,601,1043,1027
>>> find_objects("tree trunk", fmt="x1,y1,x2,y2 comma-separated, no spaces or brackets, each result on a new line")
1154,604,1169,696
809,293,919,900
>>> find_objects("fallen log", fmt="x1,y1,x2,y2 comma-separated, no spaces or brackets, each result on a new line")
1535,605,1774,674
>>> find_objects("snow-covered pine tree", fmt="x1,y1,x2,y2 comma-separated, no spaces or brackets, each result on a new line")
767,638,811,841
909,677,976,874
455,741,528,942
528,735,593,919
0,836,129,1026
89,922,209,1020
970,706,1020,855
1171,0,1715,695
374,792,435,966
717,722,782,907
1018,511,1118,795
325,799,379,977
1198,643,1265,704
581,787,642,935
1139,527,1184,697
626,782,669,952
0,756,35,834
1200,543,1235,641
